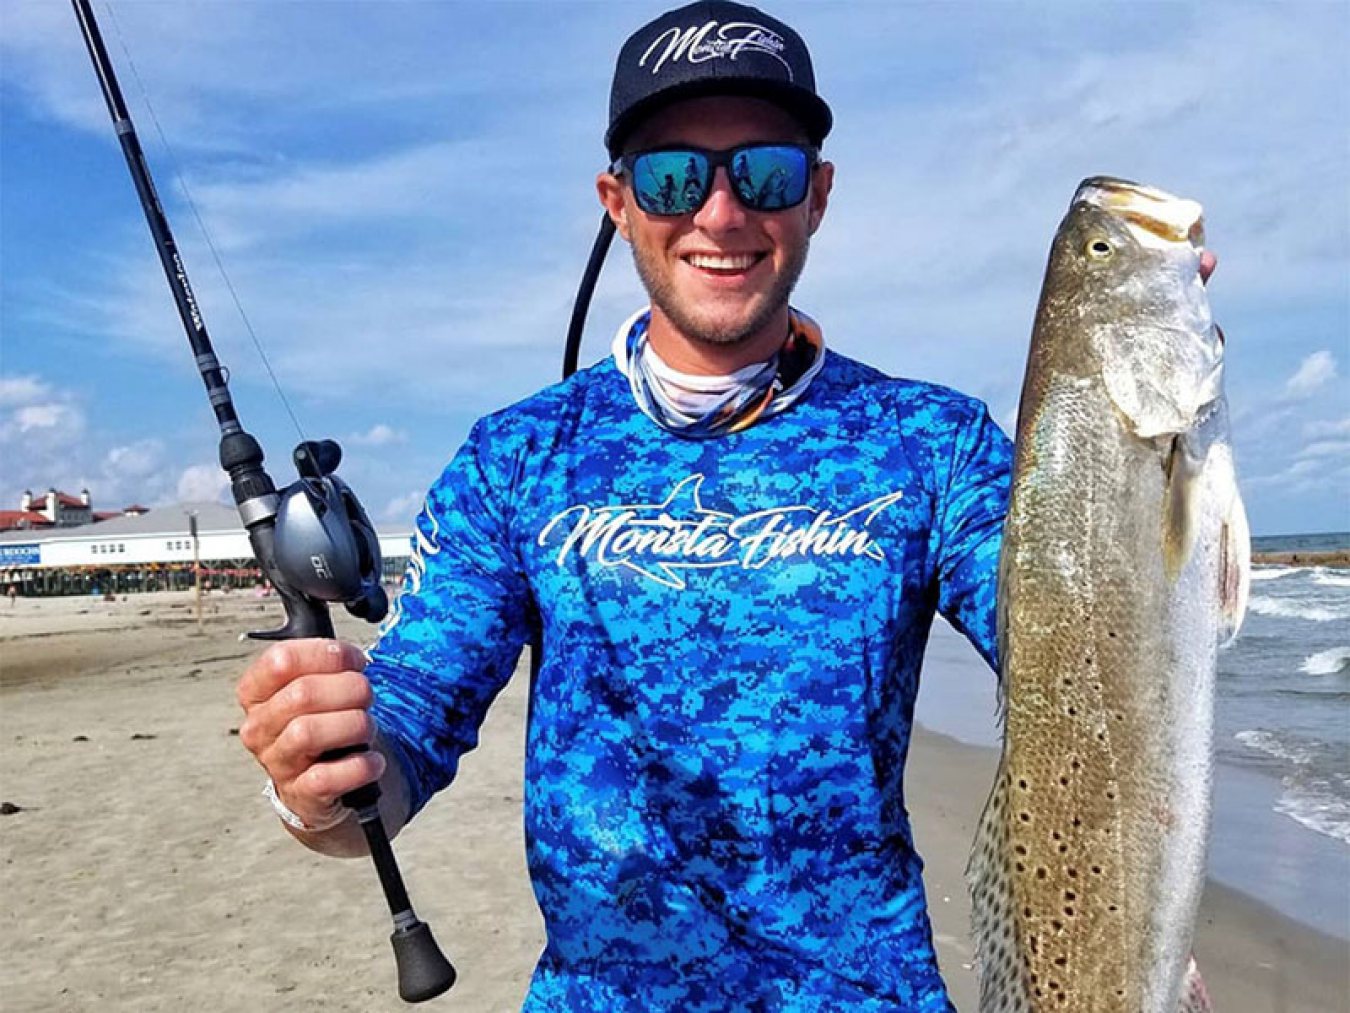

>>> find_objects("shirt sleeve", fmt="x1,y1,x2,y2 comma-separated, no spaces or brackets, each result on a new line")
365,419,533,819
931,401,1012,671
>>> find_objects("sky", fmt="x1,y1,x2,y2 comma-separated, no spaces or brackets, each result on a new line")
1,0,1347,536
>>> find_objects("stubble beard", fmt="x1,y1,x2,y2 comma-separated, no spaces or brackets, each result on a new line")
631,237,810,348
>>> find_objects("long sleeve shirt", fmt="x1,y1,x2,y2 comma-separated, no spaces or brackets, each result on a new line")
366,348,1011,1011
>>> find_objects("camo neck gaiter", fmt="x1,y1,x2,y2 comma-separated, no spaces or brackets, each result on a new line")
611,307,826,438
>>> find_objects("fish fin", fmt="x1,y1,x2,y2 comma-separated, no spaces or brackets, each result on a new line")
1219,483,1250,644
966,764,1033,1012
1162,435,1202,582
994,541,1011,728
1176,955,1213,1013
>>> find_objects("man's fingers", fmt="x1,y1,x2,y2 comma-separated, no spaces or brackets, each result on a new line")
238,671,373,755
1200,249,1218,284
262,709,377,780
236,639,366,710
290,748,387,809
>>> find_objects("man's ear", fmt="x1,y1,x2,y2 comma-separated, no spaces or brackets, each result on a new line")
596,172,632,242
807,161,834,235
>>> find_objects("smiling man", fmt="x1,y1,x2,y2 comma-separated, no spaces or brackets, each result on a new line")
236,3,1011,1010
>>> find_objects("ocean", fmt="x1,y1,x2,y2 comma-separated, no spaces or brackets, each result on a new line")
915,530,1350,941
1212,531,1350,938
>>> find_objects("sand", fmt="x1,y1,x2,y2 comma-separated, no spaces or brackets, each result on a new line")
2,591,1345,1012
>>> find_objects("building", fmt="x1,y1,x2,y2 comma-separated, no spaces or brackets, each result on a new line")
0,500,413,598
0,489,149,532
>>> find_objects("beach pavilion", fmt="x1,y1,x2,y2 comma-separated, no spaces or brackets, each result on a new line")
0,501,413,598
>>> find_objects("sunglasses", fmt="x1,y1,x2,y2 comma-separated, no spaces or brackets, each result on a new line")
610,143,819,216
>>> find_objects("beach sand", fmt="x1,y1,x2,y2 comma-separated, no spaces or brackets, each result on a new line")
2,591,1345,1012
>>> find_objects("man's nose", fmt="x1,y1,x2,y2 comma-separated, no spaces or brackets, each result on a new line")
692,167,748,231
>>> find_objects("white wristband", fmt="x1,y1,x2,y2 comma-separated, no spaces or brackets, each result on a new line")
261,779,350,834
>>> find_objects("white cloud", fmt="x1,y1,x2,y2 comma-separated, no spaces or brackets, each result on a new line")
1304,416,1350,439
381,490,425,524
0,375,53,407
176,464,231,504
1284,351,1338,398
350,424,406,447
0,377,88,495
1296,439,1350,462
103,440,166,479
12,403,76,432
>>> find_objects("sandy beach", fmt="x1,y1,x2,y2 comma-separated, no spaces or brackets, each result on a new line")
2,591,1345,1012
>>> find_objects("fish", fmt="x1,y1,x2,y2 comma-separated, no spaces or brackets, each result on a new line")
967,176,1250,1013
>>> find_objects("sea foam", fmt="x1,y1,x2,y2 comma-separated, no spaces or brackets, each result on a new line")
1235,730,1350,845
1273,779,1350,846
1249,566,1305,582
1301,646,1350,676
1248,595,1344,622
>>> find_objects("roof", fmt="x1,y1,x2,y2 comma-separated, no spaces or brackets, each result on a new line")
0,500,410,544
0,511,54,531
54,492,86,508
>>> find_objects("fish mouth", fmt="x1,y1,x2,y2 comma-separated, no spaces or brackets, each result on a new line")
1075,176,1205,250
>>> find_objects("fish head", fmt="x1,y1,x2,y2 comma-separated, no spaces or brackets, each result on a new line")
1048,176,1224,439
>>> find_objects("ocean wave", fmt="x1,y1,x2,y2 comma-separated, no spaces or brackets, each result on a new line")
1273,778,1350,846
1313,569,1350,588
1273,688,1350,702
1235,729,1316,766
1247,595,1345,622
1249,566,1305,582
1301,646,1350,676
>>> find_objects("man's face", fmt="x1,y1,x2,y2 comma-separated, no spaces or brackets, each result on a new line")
598,96,833,353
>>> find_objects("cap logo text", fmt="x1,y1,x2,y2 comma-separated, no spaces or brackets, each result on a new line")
640,20,791,78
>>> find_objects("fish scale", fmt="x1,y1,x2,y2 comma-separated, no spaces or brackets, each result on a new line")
968,177,1249,1013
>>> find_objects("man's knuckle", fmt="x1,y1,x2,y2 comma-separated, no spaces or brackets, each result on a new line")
283,678,317,713
238,716,262,752
281,716,315,756
263,642,295,676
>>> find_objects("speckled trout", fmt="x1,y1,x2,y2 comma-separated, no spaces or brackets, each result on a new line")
968,177,1250,1013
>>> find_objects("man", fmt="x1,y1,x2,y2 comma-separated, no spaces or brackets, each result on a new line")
237,3,1010,1009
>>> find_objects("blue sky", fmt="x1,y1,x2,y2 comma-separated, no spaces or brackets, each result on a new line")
2,1,1346,535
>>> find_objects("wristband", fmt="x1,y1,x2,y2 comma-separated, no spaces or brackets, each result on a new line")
261,779,350,834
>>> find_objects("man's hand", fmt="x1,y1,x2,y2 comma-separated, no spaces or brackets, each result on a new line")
237,639,392,851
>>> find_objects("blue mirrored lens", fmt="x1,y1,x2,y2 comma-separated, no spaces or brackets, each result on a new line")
631,151,709,214
729,145,809,211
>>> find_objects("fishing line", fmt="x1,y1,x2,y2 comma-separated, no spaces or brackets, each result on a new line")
102,1,308,446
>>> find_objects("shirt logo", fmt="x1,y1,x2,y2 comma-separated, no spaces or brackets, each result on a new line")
538,474,903,589
640,21,791,78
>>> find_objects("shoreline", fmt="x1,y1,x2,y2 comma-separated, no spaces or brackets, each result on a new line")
1251,549,1350,568
2,591,1347,1011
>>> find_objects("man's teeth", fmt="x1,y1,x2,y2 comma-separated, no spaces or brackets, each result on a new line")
687,253,758,270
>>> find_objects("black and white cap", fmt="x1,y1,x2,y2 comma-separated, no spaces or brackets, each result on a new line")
606,1,833,158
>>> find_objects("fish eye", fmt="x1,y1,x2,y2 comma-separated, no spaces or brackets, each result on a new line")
1086,238,1114,260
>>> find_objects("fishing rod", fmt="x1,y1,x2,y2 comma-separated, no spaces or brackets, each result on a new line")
71,1,455,1002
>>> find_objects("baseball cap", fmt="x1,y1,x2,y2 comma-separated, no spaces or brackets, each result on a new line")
605,1,833,158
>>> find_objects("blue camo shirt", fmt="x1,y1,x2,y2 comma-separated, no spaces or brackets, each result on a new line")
366,348,1011,1011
